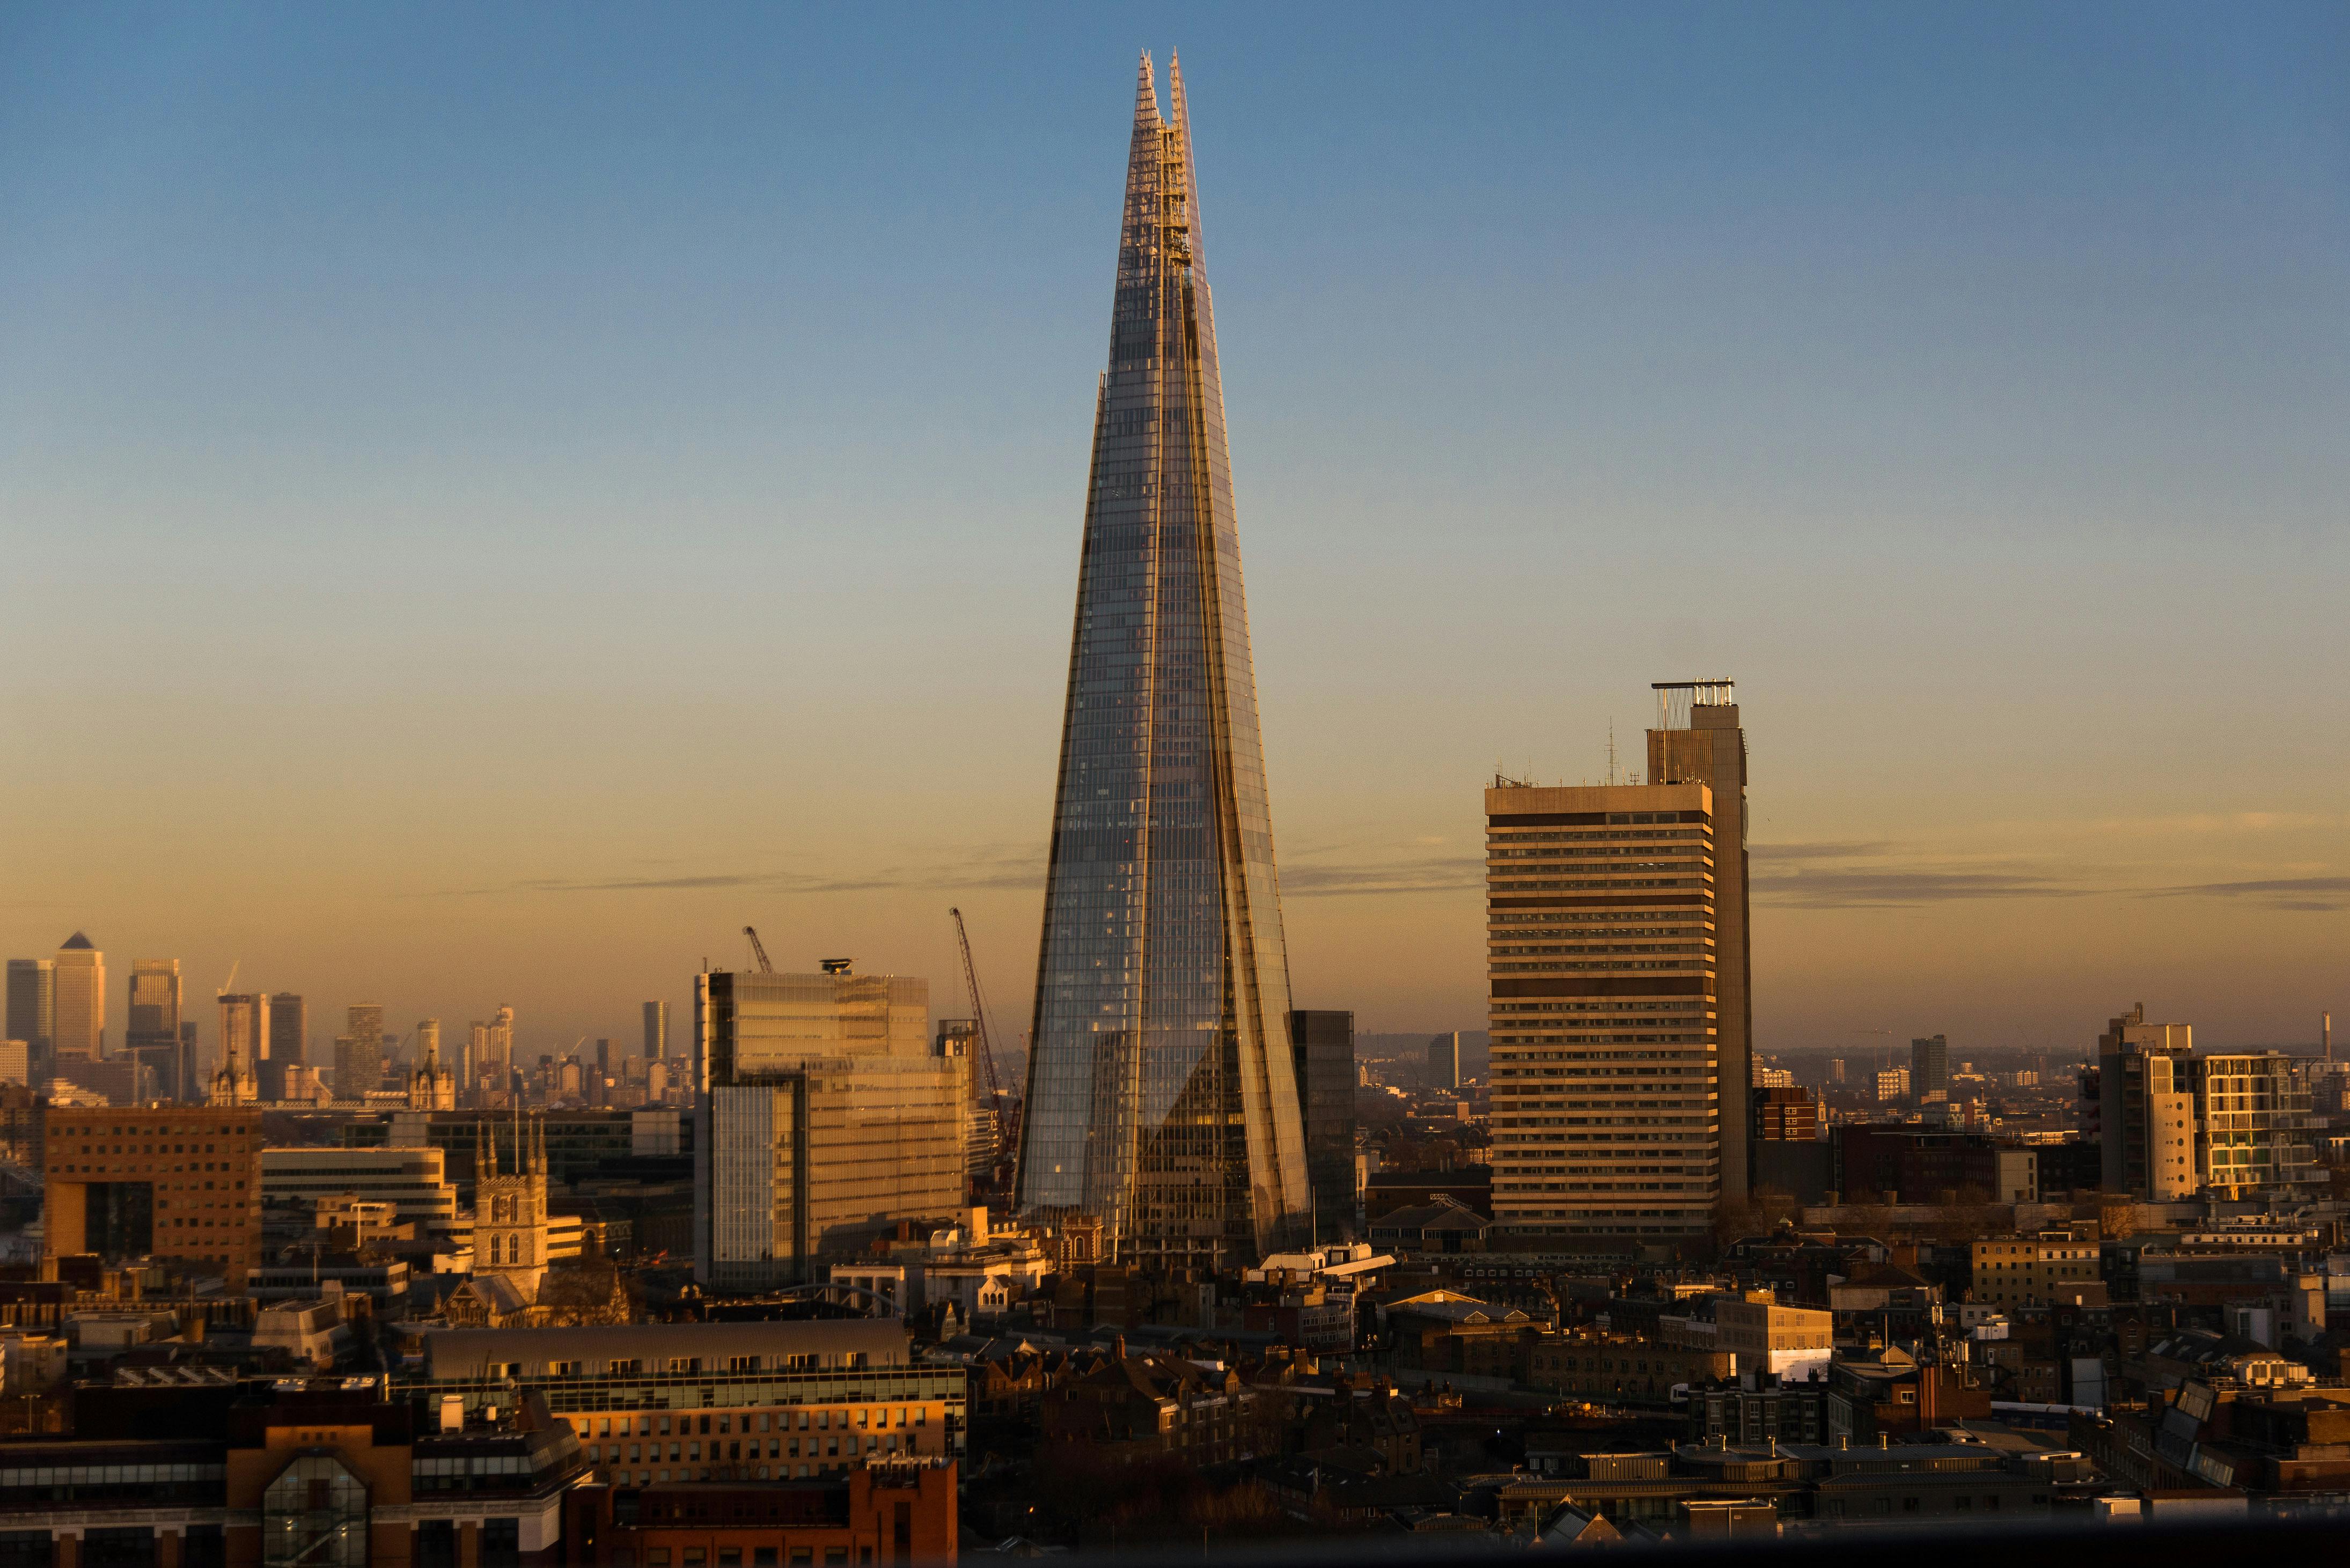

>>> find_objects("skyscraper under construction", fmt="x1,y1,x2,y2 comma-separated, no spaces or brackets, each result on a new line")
1017,54,1309,1266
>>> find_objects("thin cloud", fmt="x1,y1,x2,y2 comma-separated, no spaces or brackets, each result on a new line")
435,845,1048,899
1283,856,1482,897
1756,867,2093,909
2145,876,2350,912
1750,841,1897,863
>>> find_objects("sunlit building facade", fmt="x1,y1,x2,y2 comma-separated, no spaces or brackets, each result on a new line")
1016,54,1310,1266
1486,780,1722,1240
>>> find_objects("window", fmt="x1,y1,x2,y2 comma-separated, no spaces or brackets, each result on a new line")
648,1553,672,1567
481,1521,520,1568
683,1552,705,1567
824,1553,847,1567
719,1552,742,1567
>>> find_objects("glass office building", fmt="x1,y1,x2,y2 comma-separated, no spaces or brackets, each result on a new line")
1016,55,1309,1266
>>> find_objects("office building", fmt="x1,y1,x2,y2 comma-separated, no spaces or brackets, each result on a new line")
255,990,306,1101
332,1000,386,1098
695,968,963,1289
5,958,53,1072
644,999,670,1062
1647,682,1752,1204
0,1040,25,1087
1289,1010,1359,1243
42,1105,263,1286
1912,1034,1950,1100
1015,59,1313,1268
1428,1031,1461,1089
124,959,186,1100
260,1144,460,1229
1875,1066,1911,1102
467,1004,516,1091
1486,778,1721,1240
415,1319,966,1481
49,932,105,1063
212,992,265,1105
1828,1058,1846,1085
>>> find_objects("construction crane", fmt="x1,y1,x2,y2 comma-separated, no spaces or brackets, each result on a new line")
216,959,240,997
743,926,775,975
948,909,1007,1113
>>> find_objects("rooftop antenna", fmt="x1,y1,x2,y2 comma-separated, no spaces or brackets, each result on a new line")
1607,722,1618,787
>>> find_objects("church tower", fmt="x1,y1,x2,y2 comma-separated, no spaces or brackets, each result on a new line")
473,1109,550,1300
410,1019,456,1110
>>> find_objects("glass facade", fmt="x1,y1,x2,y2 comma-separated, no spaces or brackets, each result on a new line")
696,971,963,1287
1017,54,1308,1264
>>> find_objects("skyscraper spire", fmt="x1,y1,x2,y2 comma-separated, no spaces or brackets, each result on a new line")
1016,54,1310,1267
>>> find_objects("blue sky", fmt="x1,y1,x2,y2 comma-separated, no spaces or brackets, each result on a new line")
3,3,2345,1056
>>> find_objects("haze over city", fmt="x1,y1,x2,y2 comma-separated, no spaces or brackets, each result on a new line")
5,4,2345,1058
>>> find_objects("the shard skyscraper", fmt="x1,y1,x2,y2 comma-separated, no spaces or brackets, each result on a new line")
1017,54,1310,1267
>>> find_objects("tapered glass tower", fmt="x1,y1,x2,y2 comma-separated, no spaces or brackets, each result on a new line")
1017,54,1309,1266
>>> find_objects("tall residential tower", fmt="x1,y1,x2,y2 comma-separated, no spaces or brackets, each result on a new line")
1015,55,1310,1267
1486,778,1723,1241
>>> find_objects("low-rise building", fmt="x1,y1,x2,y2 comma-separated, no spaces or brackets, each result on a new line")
416,1321,966,1484
261,1145,460,1230
1714,1290,1833,1380
1970,1233,2103,1309
562,1464,958,1568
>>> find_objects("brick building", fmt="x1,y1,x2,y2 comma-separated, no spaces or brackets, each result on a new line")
563,1466,956,1568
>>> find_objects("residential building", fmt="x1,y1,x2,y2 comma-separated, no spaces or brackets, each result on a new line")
1429,1031,1462,1089
260,1144,460,1229
417,1320,966,1483
1753,1085,1817,1143
1486,776,1720,1241
1835,1127,2038,1205
49,932,104,1063
42,1105,263,1285
1290,1009,1358,1241
2195,1050,2317,1198
1526,1331,1736,1405
1713,1290,1834,1379
2098,1003,2195,1197
1912,1034,1950,1100
5,958,53,1071
0,1040,25,1088
1013,56,1312,1269
124,958,186,1100
1040,1343,1271,1464
695,968,963,1289
1970,1234,2104,1309
1646,681,1753,1204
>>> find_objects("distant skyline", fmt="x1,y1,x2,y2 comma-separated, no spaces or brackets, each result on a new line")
4,5,2345,1059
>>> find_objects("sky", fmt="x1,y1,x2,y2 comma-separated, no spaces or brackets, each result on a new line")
3,3,2345,1069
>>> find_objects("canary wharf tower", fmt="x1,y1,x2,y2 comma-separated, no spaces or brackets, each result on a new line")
1017,54,1310,1266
